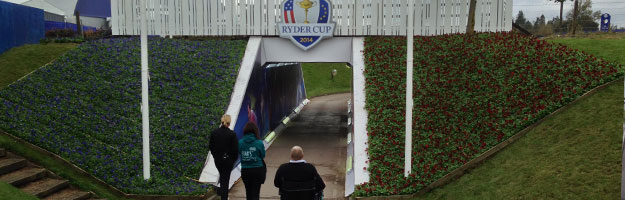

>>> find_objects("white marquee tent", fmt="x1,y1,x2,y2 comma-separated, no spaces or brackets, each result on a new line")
22,0,65,22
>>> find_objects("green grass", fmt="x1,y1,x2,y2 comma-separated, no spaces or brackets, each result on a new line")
413,38,624,199
0,182,38,200
415,78,622,200
301,63,352,98
549,37,625,66
0,43,127,200
0,43,77,89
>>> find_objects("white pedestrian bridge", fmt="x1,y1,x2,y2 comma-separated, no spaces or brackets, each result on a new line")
110,0,512,197
111,0,512,36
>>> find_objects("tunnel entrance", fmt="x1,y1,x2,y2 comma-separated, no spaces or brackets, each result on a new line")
229,67,351,199
200,37,369,198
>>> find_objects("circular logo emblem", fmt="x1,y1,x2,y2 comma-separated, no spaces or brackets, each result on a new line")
278,0,336,51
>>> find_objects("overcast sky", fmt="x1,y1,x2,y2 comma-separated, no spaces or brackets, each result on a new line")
514,0,625,27
4,0,624,27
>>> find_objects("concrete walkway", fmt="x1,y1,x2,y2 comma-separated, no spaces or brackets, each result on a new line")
229,93,349,200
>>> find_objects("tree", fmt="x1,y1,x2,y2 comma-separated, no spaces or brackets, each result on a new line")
514,11,528,25
531,15,552,36
534,15,546,31
75,11,83,37
566,0,601,33
571,0,579,35
547,16,566,33
550,0,573,29
514,11,533,32
467,0,477,33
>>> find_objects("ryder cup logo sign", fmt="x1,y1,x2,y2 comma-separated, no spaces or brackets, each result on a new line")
278,0,335,51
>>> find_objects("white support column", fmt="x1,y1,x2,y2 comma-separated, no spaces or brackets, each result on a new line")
111,0,118,35
140,0,151,180
352,37,370,185
405,0,414,178
622,78,625,200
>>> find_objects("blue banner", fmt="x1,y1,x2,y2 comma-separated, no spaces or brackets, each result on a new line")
0,1,44,54
233,63,307,139
600,13,611,32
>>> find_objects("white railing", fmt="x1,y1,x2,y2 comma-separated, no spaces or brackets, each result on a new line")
111,0,512,36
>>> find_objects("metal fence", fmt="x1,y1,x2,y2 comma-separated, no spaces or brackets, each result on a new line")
111,0,513,36
0,1,44,54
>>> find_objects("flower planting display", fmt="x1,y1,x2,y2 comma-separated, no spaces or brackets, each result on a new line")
357,33,622,196
0,38,247,195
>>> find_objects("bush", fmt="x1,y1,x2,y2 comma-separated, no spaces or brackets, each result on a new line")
45,29,76,38
355,32,622,196
84,29,112,40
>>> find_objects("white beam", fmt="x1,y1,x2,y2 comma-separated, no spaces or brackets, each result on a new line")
140,0,150,180
352,37,370,185
622,79,625,200
261,37,353,65
405,0,414,178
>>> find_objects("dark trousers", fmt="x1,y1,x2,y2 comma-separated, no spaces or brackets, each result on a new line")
241,167,266,200
215,159,234,200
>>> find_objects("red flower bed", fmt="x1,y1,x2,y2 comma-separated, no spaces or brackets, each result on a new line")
356,32,622,196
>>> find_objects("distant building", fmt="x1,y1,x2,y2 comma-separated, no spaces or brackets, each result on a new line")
21,0,64,22
21,0,109,29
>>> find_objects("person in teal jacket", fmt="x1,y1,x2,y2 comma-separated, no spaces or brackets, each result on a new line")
239,122,266,200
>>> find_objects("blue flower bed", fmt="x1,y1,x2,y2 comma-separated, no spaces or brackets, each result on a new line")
0,37,247,195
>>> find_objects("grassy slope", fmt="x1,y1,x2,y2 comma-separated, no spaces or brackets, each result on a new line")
0,135,128,200
0,44,127,200
416,79,622,199
0,43,78,89
415,38,624,199
0,182,38,200
549,37,625,67
301,63,352,98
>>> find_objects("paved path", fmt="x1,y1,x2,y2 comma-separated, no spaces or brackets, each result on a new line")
229,93,349,200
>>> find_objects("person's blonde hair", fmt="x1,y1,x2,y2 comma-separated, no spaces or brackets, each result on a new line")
221,114,231,126
290,146,304,160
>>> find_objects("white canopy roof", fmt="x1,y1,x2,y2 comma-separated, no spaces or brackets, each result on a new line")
21,0,65,16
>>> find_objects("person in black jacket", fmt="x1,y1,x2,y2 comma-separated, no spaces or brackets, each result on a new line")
209,114,239,200
274,146,325,200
